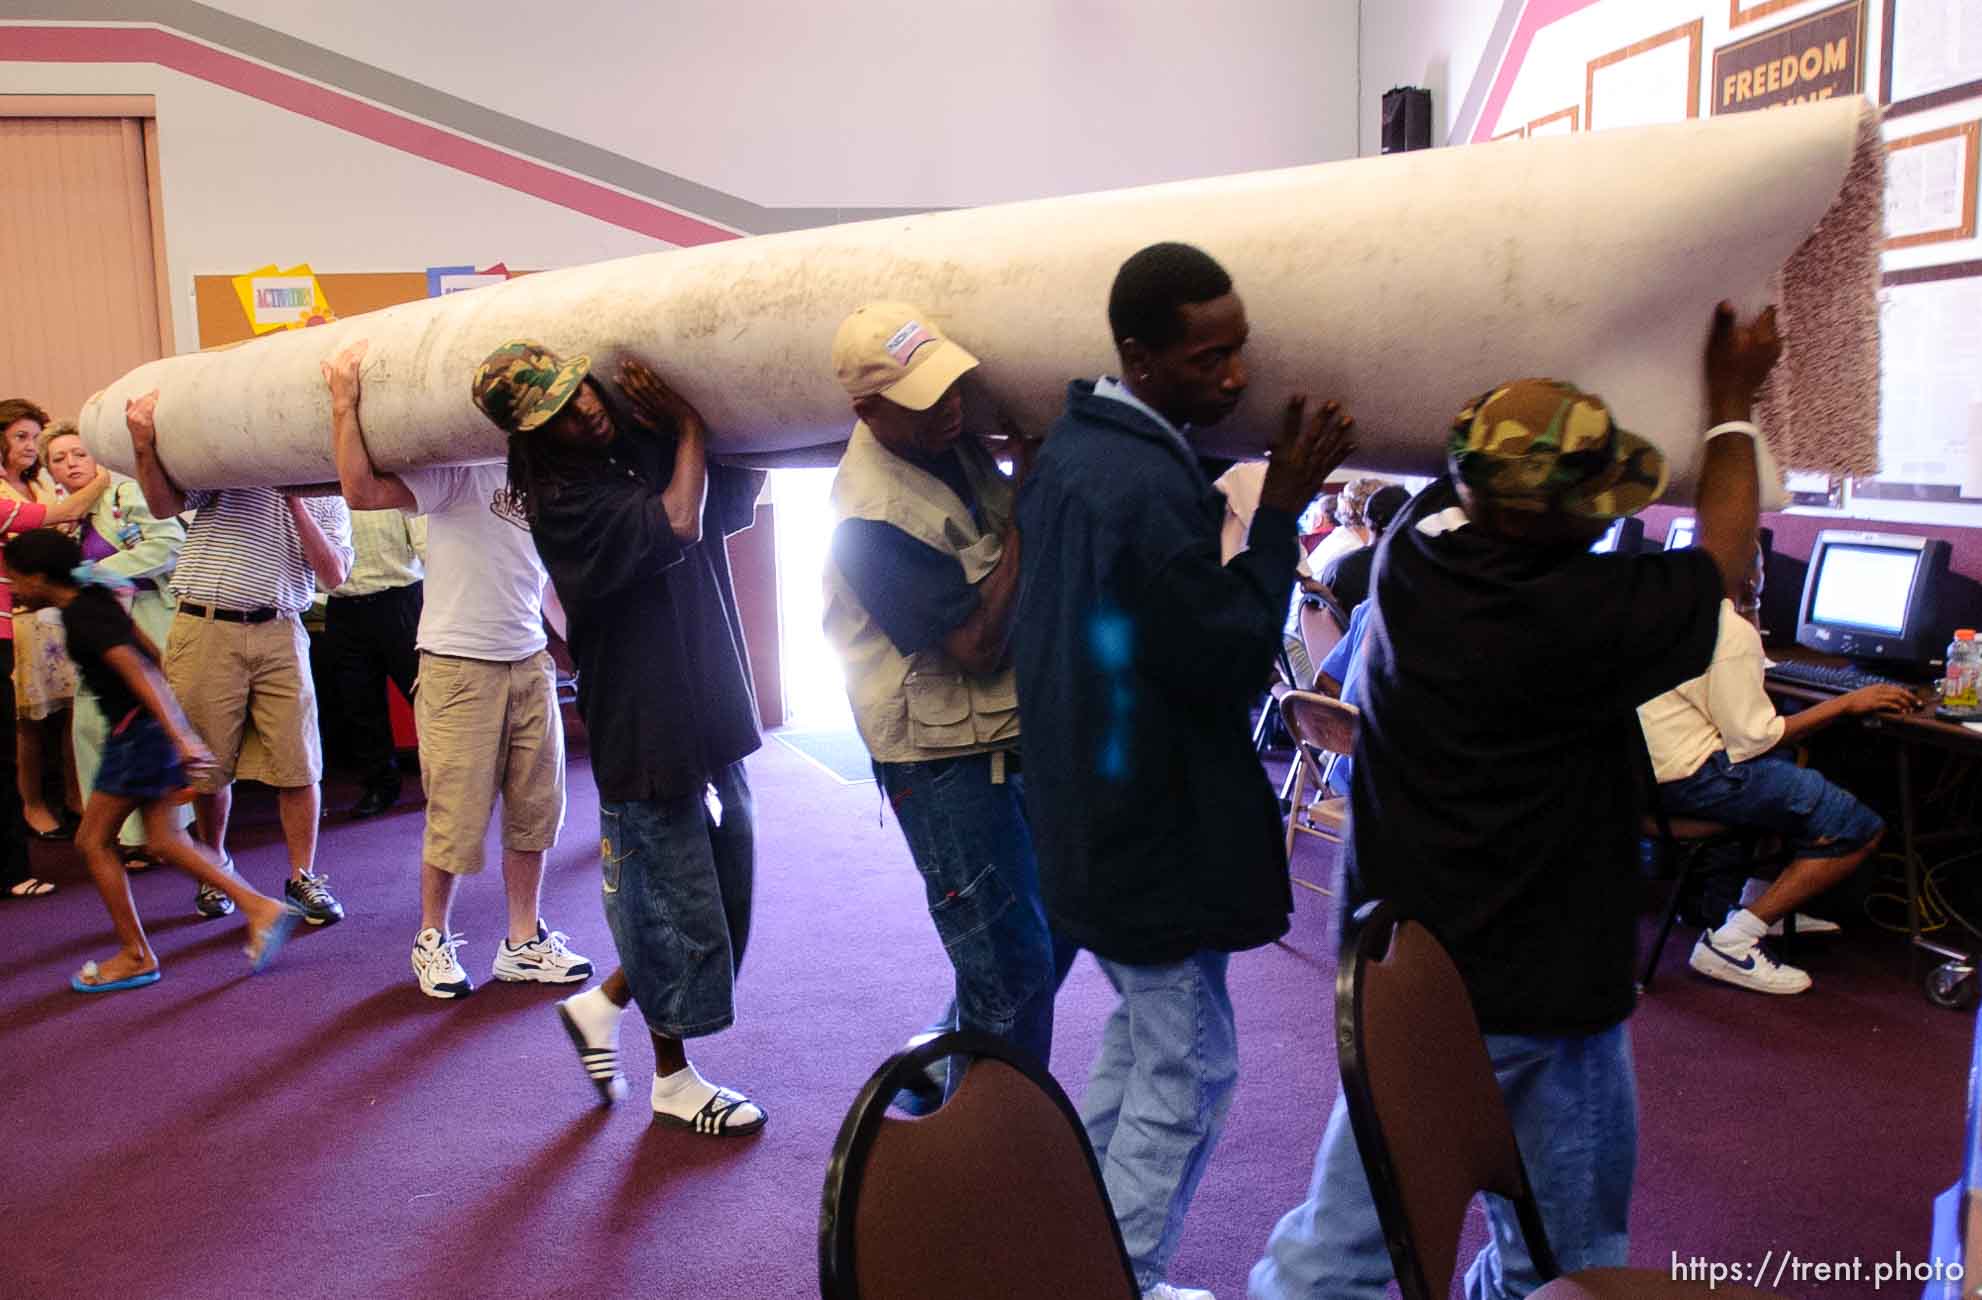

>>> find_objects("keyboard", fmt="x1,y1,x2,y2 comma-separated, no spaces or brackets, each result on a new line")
1765,659,1913,694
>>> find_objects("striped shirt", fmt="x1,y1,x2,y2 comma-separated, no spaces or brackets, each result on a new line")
173,488,354,614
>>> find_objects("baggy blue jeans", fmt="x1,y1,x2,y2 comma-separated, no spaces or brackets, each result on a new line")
1250,1022,1637,1299
599,761,754,1040
1082,950,1239,1291
877,754,1065,1067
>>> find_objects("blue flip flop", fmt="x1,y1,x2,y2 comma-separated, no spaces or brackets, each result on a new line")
246,903,305,973
71,961,162,994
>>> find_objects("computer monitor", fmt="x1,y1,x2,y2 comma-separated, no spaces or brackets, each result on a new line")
1795,530,1952,665
1661,517,1773,563
1590,516,1645,555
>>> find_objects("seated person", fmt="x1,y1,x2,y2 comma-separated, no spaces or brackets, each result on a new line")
1303,473,1394,574
1309,596,1374,796
1317,483,1408,612
1638,546,1914,995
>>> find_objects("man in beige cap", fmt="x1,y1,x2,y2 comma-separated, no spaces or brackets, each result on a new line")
823,302,1069,1103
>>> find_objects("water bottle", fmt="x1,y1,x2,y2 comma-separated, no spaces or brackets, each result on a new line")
1944,629,1981,713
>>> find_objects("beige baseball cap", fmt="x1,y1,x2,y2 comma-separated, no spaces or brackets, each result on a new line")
832,302,979,411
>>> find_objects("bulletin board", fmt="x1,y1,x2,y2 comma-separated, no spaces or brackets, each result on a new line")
194,273,433,348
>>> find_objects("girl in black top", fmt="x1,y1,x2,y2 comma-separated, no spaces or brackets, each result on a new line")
3,529,300,993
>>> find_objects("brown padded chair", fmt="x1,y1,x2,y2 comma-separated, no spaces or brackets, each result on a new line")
1298,593,1347,668
1337,900,1787,1300
818,1031,1138,1300
1280,690,1357,871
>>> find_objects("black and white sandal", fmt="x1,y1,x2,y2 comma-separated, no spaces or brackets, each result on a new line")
654,1088,767,1138
556,1002,629,1104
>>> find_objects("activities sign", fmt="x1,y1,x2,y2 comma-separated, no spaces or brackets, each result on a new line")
1712,0,1866,115
230,264,333,334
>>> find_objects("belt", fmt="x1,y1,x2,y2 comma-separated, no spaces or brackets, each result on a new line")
178,602,282,624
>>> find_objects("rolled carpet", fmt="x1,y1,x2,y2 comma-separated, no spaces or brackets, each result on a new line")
80,96,1882,491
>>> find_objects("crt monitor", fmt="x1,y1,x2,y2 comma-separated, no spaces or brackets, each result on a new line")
1590,516,1645,555
1663,517,1774,562
1795,530,1952,665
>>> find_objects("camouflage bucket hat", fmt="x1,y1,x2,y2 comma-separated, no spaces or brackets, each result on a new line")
471,340,591,434
1447,378,1669,520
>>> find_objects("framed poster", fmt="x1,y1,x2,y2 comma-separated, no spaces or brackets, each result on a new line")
1730,0,1808,27
1883,120,1979,249
1527,106,1580,137
1882,0,1982,117
1586,20,1704,133
1863,262,1982,501
1712,0,1865,115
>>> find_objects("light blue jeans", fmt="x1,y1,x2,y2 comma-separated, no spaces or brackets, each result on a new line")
1250,1023,1636,1300
1083,950,1239,1291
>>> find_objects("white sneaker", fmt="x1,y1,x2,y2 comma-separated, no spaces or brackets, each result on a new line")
412,928,473,999
1689,931,1811,995
1143,1285,1215,1300
492,919,594,984
1766,913,1841,936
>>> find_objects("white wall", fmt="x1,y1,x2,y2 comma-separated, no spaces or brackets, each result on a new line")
1356,0,1506,154
189,0,1359,209
5,2,1362,352
4,58,671,349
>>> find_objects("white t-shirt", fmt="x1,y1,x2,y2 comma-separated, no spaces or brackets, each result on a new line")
1637,600,1786,784
1305,524,1365,575
400,463,548,661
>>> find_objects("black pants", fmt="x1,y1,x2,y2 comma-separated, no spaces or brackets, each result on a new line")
323,582,422,791
0,640,31,888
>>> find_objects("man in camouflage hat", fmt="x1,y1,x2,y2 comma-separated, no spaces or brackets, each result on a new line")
476,339,772,1137
1252,303,1780,1299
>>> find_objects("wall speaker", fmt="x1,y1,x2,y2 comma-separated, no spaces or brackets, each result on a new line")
1381,87,1432,153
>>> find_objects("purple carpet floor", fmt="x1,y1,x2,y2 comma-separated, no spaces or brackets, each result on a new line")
0,739,1968,1299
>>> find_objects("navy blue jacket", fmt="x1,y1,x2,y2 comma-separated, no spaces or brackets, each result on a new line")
1014,380,1300,965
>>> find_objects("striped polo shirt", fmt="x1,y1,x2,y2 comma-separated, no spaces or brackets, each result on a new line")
172,488,354,614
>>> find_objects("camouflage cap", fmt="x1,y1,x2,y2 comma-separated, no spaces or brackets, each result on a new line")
471,340,591,434
1447,378,1668,520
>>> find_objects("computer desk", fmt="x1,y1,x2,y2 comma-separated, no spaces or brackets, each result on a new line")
1764,645,1982,1008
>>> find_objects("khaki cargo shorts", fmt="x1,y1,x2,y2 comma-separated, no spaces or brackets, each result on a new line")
163,610,321,792
415,649,566,875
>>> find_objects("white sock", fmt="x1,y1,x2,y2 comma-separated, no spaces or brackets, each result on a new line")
651,1063,763,1129
1739,877,1770,908
1713,908,1768,947
560,985,622,1046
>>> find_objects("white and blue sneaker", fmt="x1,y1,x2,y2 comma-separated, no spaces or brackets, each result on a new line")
1689,930,1811,995
492,920,593,985
412,928,474,999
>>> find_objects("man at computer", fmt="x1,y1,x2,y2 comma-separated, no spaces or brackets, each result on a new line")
1252,302,1780,1299
1639,545,1914,994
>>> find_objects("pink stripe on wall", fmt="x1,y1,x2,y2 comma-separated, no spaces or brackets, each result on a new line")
0,24,741,247
1469,0,1607,143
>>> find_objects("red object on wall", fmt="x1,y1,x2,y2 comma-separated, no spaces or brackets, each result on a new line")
387,682,416,750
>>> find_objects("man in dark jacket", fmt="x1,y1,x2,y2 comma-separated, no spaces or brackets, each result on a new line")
477,341,769,1138
1015,242,1355,1300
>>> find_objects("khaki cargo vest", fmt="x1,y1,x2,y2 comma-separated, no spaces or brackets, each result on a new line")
823,423,1020,765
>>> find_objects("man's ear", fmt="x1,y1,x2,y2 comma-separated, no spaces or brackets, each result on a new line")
1117,339,1152,383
